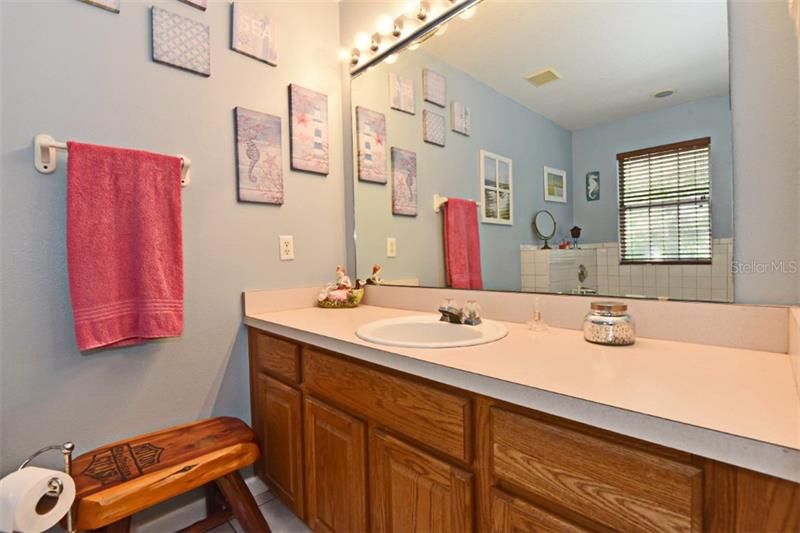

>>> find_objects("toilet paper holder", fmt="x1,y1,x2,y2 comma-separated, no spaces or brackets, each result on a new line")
17,441,76,532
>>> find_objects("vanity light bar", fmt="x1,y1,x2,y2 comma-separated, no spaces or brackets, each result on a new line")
350,0,484,77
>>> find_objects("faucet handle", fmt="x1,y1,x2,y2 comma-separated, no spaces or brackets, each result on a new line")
463,300,482,325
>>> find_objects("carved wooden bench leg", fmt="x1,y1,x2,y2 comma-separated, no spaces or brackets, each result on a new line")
215,471,271,533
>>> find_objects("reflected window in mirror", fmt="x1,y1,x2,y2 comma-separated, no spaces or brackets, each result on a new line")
480,150,513,225
618,138,712,265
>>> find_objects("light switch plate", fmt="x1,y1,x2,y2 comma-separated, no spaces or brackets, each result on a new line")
386,237,397,258
279,235,295,261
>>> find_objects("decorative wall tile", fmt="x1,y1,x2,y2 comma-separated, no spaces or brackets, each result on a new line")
423,110,445,147
235,107,283,204
289,84,329,175
231,2,278,66
152,7,210,77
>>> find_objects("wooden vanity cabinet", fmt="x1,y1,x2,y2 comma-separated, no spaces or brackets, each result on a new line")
247,328,800,533
304,397,367,532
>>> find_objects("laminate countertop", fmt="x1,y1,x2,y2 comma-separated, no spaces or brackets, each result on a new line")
244,304,800,483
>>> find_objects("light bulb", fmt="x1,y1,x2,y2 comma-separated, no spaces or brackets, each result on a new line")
403,0,420,17
370,33,381,52
408,42,421,51
384,54,399,65
338,48,350,62
459,5,477,19
354,32,370,51
376,14,393,36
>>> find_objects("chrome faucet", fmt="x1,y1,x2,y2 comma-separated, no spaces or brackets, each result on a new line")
438,299,482,326
439,299,463,324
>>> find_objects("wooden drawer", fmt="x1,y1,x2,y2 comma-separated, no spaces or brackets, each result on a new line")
252,330,300,384
303,348,471,463
491,488,589,533
491,408,703,532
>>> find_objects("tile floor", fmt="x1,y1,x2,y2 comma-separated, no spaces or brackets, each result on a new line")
132,487,309,533
209,490,309,533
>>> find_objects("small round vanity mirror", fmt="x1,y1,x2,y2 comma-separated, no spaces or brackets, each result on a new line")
532,210,556,249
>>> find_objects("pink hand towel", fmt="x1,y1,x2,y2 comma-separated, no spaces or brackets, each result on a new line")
443,198,483,289
67,142,184,351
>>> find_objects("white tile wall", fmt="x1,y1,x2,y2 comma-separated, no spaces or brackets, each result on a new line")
521,239,734,302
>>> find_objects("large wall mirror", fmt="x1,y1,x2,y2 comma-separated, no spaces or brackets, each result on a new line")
350,0,733,303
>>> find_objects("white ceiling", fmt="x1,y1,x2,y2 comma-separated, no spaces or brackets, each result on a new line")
420,0,730,131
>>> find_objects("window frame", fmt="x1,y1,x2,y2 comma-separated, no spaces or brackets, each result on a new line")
479,150,513,226
617,137,713,265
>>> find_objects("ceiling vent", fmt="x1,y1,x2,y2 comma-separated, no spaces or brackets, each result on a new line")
525,68,562,87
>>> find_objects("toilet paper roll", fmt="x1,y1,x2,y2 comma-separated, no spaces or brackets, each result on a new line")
0,466,75,533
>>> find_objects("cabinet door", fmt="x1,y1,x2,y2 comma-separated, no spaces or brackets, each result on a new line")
370,429,473,533
491,489,589,533
304,397,368,533
257,373,304,517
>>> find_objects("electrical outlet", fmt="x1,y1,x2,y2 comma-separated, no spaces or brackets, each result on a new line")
279,235,295,261
386,237,397,258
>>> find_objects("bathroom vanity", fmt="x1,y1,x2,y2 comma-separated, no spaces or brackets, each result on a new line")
244,293,800,533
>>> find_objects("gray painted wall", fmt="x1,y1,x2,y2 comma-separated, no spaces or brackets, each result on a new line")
0,0,344,473
572,95,733,244
352,49,573,290
729,0,799,305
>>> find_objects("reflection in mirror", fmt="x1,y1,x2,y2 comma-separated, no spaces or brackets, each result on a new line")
532,210,556,250
351,0,733,302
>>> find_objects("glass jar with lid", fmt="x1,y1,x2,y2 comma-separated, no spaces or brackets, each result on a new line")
583,301,636,346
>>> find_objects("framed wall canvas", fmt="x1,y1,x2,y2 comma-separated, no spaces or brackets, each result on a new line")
586,171,600,201
79,0,120,13
423,110,446,147
235,107,283,204
422,68,446,107
389,73,415,115
391,148,417,216
480,150,513,225
451,101,471,136
231,3,278,66
356,107,387,183
289,84,329,175
178,0,207,10
544,166,568,203
152,7,210,77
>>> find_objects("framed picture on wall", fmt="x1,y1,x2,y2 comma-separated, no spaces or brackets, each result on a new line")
391,148,417,216
451,101,471,136
235,107,283,204
586,171,600,201
423,110,446,147
480,150,513,225
356,107,387,183
389,73,415,115
288,84,329,175
151,7,211,77
422,68,446,107
79,0,120,13
231,2,278,66
544,166,568,203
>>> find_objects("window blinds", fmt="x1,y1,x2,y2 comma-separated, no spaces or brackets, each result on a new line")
617,137,712,264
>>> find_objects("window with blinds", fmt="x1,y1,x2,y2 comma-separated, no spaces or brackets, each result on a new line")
617,137,712,264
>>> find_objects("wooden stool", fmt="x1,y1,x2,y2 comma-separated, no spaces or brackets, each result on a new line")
71,417,271,532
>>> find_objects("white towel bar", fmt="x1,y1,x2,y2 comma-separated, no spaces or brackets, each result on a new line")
33,134,191,187
433,193,481,213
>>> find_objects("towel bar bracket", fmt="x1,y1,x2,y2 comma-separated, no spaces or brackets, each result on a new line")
33,134,191,187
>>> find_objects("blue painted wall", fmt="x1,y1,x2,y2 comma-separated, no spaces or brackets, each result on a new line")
571,95,733,244
352,49,573,291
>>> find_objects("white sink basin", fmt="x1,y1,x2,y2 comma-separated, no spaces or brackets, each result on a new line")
356,314,508,349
